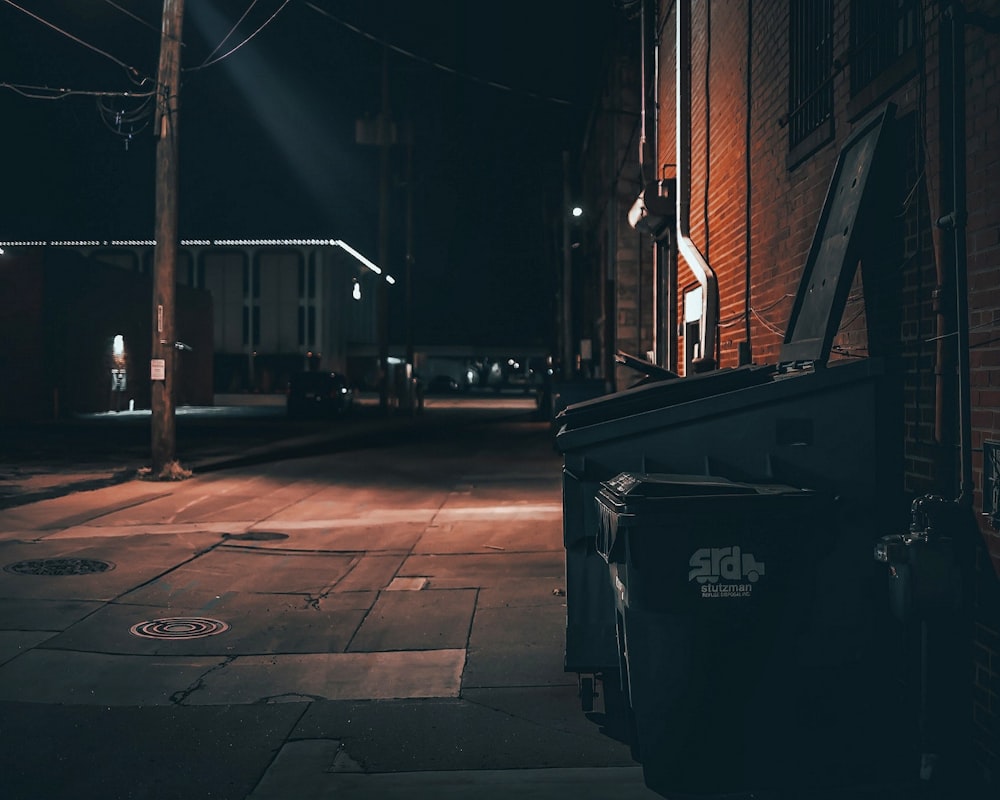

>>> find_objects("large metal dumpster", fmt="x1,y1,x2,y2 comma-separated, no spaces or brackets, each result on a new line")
596,472,906,795
558,362,777,680
555,104,903,708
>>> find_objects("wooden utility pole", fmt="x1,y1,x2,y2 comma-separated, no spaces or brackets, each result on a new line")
404,121,414,372
562,150,573,380
377,44,391,412
151,0,184,474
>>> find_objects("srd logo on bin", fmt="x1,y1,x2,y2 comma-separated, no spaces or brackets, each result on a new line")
688,546,765,598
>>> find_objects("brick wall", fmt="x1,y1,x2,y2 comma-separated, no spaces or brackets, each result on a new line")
0,251,47,419
646,0,1000,784
963,0,1000,780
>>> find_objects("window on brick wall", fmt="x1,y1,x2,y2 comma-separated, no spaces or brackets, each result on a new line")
850,0,919,98
788,0,834,162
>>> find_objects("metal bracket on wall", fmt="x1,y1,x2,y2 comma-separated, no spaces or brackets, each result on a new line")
983,440,1000,530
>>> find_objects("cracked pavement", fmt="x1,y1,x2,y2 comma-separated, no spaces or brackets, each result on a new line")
0,397,653,799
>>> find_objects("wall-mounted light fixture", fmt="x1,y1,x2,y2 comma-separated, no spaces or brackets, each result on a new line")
628,179,675,240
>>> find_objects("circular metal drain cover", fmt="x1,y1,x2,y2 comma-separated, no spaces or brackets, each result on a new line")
130,617,230,640
4,558,115,576
225,531,289,541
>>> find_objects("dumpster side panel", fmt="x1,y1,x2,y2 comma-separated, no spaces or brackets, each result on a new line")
562,467,620,673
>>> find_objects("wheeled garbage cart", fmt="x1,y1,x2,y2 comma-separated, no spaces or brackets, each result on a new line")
596,472,909,796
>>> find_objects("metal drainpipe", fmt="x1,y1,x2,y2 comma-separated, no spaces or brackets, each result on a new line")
639,0,663,364
639,0,651,183
941,3,973,505
676,0,719,369
656,10,679,373
743,0,753,361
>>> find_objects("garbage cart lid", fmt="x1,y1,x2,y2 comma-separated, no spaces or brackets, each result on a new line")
600,472,810,501
605,472,746,497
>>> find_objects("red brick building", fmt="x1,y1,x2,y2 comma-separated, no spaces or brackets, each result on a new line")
574,0,999,788
0,248,213,419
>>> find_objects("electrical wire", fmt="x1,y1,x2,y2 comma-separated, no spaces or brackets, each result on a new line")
724,292,794,323
99,0,163,37
1,0,149,85
97,93,154,144
97,92,154,127
187,0,292,71
750,306,785,337
925,318,999,343
302,1,573,107
0,80,154,101
198,0,259,66
718,313,747,329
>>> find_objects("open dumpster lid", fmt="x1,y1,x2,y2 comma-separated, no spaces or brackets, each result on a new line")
614,350,679,384
778,103,896,367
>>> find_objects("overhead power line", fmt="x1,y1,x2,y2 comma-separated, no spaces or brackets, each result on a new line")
186,0,292,71
302,1,573,107
1,0,150,84
0,80,154,100
99,0,162,37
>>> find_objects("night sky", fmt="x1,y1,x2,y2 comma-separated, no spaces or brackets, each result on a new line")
1,1,619,346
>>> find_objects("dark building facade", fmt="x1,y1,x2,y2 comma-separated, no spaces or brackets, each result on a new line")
0,247,212,419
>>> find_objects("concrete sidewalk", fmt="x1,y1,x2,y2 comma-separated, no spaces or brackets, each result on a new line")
0,398,659,799
0,394,434,508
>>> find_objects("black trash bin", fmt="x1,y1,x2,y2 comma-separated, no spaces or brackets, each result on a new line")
596,472,907,797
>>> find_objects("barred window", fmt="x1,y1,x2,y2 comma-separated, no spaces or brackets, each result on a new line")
788,0,833,150
850,0,919,94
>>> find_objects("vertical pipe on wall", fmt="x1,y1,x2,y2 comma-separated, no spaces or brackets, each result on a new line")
638,0,653,184
638,0,660,364
935,1,974,505
650,0,665,365
562,150,574,380
932,1,956,491
676,0,719,370
941,3,973,505
667,228,678,372
607,75,619,386
743,0,753,361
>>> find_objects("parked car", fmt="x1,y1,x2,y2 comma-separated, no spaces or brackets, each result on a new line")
286,371,354,418
426,375,461,394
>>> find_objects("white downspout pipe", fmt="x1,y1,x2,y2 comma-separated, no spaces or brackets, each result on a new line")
676,0,719,369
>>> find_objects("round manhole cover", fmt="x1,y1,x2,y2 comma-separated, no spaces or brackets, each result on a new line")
224,531,289,541
130,617,230,640
4,558,115,576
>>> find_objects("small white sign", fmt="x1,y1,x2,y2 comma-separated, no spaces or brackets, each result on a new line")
150,359,166,381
